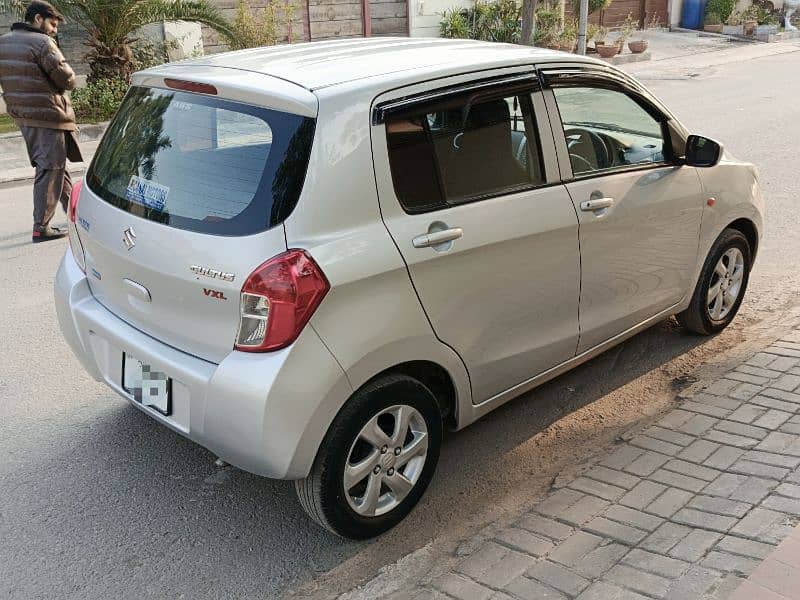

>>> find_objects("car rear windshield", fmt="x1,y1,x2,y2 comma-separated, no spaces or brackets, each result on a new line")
86,86,315,235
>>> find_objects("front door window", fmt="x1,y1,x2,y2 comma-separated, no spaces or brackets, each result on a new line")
552,86,666,176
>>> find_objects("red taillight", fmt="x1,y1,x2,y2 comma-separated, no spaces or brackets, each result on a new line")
235,250,330,352
69,178,83,223
67,178,86,272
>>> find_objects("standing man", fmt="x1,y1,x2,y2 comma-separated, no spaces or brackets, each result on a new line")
0,1,82,243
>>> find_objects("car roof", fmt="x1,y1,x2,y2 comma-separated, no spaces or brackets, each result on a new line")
169,37,598,92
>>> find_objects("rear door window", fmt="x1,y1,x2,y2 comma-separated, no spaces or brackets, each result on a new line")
87,86,315,235
385,89,545,213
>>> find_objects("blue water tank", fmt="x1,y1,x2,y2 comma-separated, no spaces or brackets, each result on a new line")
681,0,708,29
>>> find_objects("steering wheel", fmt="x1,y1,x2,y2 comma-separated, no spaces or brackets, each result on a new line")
569,153,595,174
564,128,610,173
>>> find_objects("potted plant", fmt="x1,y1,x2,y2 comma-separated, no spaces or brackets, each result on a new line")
722,10,744,34
534,8,563,49
743,5,758,34
628,37,648,53
593,25,610,48
595,26,618,58
586,23,600,52
615,12,637,52
596,43,618,58
559,20,578,52
755,7,779,33
704,11,724,32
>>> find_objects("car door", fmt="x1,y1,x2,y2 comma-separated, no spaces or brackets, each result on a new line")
542,69,704,353
371,73,581,404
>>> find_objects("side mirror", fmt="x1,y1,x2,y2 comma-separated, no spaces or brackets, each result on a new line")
685,135,723,167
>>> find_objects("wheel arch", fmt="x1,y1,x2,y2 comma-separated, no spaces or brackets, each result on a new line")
288,341,471,479
360,360,458,430
726,217,759,261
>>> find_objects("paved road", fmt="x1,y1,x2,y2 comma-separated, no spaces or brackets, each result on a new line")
1,46,799,599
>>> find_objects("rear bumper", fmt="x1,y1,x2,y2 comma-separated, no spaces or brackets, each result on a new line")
54,250,352,479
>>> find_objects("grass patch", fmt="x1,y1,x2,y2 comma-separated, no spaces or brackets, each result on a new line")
0,114,18,134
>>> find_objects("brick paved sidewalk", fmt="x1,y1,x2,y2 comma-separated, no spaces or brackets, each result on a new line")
352,328,800,600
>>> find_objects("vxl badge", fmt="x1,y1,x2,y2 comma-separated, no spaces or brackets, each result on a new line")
122,227,136,251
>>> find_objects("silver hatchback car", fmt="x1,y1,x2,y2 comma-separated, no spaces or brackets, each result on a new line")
56,38,763,539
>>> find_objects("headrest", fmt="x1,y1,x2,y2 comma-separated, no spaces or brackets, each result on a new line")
464,99,510,131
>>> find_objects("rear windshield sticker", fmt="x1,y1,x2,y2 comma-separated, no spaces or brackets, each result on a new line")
125,175,169,211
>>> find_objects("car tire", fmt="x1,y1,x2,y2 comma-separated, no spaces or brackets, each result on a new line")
295,374,442,539
677,228,751,335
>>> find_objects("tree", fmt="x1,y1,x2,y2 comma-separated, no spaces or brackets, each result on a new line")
520,0,537,45
37,1,236,83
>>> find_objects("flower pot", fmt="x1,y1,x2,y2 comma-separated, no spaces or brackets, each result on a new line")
596,43,619,58
722,24,744,35
704,24,724,33
628,39,648,53
559,41,577,52
744,19,757,35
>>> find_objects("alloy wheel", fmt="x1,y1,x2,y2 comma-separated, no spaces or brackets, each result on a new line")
707,247,745,321
343,404,428,517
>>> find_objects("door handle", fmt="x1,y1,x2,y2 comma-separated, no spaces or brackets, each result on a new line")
580,197,614,211
412,227,463,249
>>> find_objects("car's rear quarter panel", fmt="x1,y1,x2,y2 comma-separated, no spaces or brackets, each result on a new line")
285,84,473,432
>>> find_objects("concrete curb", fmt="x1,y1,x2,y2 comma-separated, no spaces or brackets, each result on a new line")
670,26,761,43
74,122,109,142
670,25,800,44
0,121,108,141
0,122,106,186
603,51,652,65
0,167,87,188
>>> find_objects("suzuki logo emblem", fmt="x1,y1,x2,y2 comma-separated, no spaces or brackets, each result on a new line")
122,227,137,251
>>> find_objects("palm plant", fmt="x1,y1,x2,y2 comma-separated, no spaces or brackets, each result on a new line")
0,0,25,17
28,1,236,83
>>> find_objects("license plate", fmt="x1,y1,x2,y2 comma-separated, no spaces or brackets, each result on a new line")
123,353,172,416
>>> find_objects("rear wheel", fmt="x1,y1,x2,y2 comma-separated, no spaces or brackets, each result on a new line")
677,228,751,335
295,374,442,539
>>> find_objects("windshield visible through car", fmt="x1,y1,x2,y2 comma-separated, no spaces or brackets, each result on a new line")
556,87,661,138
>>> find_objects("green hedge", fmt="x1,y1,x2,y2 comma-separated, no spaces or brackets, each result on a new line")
705,0,735,24
71,78,129,123
440,0,521,42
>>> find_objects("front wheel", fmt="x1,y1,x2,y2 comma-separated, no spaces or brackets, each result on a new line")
295,374,442,539
677,228,752,335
